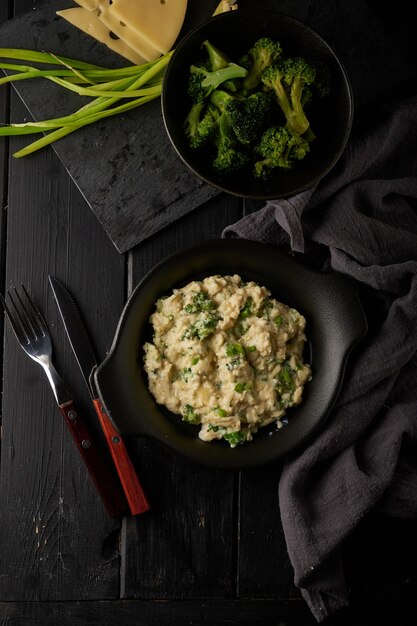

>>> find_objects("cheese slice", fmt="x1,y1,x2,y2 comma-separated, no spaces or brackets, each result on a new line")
57,8,147,65
72,0,187,56
109,0,188,54
73,0,161,62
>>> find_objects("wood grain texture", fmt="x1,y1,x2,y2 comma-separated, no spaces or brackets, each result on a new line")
0,598,318,626
92,397,151,516
237,465,299,599
1,597,416,626
0,91,124,601
1,0,417,623
0,0,12,360
121,441,239,599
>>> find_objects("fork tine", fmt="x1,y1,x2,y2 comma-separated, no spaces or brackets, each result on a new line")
14,288,38,341
17,285,46,339
1,286,46,346
0,291,28,344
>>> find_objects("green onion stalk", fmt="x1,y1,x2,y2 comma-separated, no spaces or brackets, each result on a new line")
0,1,238,157
0,49,173,157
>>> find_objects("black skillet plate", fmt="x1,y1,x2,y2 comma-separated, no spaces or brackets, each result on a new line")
94,240,367,469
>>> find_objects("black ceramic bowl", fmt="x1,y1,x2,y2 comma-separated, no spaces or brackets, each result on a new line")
161,10,353,200
94,240,367,469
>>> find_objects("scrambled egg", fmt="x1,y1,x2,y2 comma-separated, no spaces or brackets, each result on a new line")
143,275,311,447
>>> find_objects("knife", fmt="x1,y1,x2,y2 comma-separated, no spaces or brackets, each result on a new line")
1,286,129,520
49,275,150,516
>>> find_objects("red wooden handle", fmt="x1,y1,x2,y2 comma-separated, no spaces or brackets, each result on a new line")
59,400,129,518
93,397,150,515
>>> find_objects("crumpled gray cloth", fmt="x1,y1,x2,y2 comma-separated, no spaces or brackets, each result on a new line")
222,95,417,622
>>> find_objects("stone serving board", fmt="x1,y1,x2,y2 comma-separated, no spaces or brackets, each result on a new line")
0,0,412,253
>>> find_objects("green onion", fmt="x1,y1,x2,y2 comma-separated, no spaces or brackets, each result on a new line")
11,95,157,159
182,404,200,424
234,382,251,393
223,430,246,447
0,48,173,157
239,297,253,319
226,342,245,357
0,48,104,68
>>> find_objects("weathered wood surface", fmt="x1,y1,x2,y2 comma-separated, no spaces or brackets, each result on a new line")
0,1,416,625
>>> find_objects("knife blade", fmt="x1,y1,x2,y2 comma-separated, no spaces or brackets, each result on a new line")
49,275,150,516
1,287,129,519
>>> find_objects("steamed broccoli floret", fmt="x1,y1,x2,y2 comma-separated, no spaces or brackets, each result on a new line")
182,36,329,181
202,39,232,71
187,61,248,104
185,103,219,149
210,88,234,112
184,102,205,146
226,91,274,144
261,57,317,136
242,37,283,91
201,40,245,92
212,113,250,175
210,89,273,145
253,125,310,178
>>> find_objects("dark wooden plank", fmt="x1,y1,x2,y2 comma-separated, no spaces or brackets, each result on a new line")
1,597,416,626
0,598,318,625
121,441,238,599
237,464,299,599
124,193,243,598
0,0,12,361
129,193,243,277
0,88,125,600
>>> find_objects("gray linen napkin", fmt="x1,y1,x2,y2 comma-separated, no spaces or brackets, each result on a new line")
223,95,417,621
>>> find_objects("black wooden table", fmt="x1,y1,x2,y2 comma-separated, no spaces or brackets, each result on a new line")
0,2,416,625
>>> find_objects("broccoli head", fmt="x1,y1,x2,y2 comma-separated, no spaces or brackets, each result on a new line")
212,113,250,175
261,57,317,136
210,89,273,145
187,61,248,104
210,88,235,112
242,37,283,91
184,102,219,150
253,125,310,179
182,37,327,181
225,91,274,144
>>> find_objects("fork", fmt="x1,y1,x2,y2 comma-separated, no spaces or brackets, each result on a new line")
1,285,129,518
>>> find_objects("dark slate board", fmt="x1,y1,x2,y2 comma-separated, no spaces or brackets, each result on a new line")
0,0,221,254
0,0,412,253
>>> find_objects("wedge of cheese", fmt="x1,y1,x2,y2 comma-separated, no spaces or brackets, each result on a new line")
109,0,188,54
72,0,161,62
74,0,188,55
57,7,147,65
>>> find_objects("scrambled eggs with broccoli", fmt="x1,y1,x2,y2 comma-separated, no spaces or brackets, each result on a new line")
143,275,311,447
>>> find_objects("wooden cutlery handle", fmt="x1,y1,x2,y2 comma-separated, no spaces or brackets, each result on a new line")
93,397,151,515
59,400,129,518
